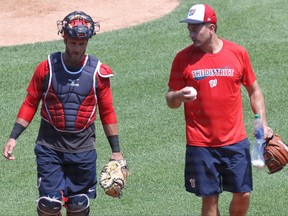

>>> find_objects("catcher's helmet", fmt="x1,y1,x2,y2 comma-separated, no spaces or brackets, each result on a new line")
57,11,100,39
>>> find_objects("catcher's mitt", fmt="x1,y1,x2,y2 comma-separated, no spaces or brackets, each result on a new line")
99,159,129,198
264,134,288,174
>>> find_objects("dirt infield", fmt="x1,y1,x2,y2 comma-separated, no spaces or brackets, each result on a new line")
0,0,179,47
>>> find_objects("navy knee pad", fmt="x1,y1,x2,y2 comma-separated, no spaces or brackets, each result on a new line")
37,191,62,216
65,194,90,216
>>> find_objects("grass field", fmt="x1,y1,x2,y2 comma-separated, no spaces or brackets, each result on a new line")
1,0,288,215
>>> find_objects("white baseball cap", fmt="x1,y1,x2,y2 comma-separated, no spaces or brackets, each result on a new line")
180,4,217,24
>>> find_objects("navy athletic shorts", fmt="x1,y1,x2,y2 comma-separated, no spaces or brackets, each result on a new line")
35,144,97,199
185,138,253,197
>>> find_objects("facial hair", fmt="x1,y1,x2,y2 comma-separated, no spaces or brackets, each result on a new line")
64,46,86,66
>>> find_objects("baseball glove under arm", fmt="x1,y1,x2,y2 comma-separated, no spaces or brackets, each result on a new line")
99,159,129,198
264,134,288,174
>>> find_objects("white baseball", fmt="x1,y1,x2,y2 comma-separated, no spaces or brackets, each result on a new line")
186,87,197,97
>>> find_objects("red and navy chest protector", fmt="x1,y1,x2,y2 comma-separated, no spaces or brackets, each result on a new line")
41,52,100,132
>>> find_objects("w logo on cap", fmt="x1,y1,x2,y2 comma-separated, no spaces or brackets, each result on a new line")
188,9,196,16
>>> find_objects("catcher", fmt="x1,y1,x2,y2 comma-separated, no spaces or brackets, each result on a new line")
264,133,288,174
3,11,127,216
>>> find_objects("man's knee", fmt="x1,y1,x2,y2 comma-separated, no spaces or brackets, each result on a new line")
65,194,90,216
233,192,251,201
37,191,62,216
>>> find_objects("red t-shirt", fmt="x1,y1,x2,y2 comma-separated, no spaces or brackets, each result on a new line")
168,39,256,147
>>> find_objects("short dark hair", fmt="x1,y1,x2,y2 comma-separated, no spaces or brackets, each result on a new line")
205,23,217,33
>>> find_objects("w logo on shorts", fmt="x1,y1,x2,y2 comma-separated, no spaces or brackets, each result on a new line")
189,179,196,188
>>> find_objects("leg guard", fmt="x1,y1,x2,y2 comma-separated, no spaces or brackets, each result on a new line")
65,194,90,216
37,192,62,216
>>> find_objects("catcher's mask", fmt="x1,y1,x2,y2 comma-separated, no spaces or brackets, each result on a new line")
57,11,100,39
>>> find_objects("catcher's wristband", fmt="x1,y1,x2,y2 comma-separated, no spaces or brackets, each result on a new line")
9,122,26,140
108,135,120,152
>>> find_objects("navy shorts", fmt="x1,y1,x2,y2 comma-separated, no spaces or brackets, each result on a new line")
185,138,253,197
35,144,97,199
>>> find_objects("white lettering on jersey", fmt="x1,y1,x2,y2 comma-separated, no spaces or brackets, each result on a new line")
192,68,234,80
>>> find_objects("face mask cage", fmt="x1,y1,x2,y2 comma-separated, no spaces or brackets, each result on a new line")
57,11,100,39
